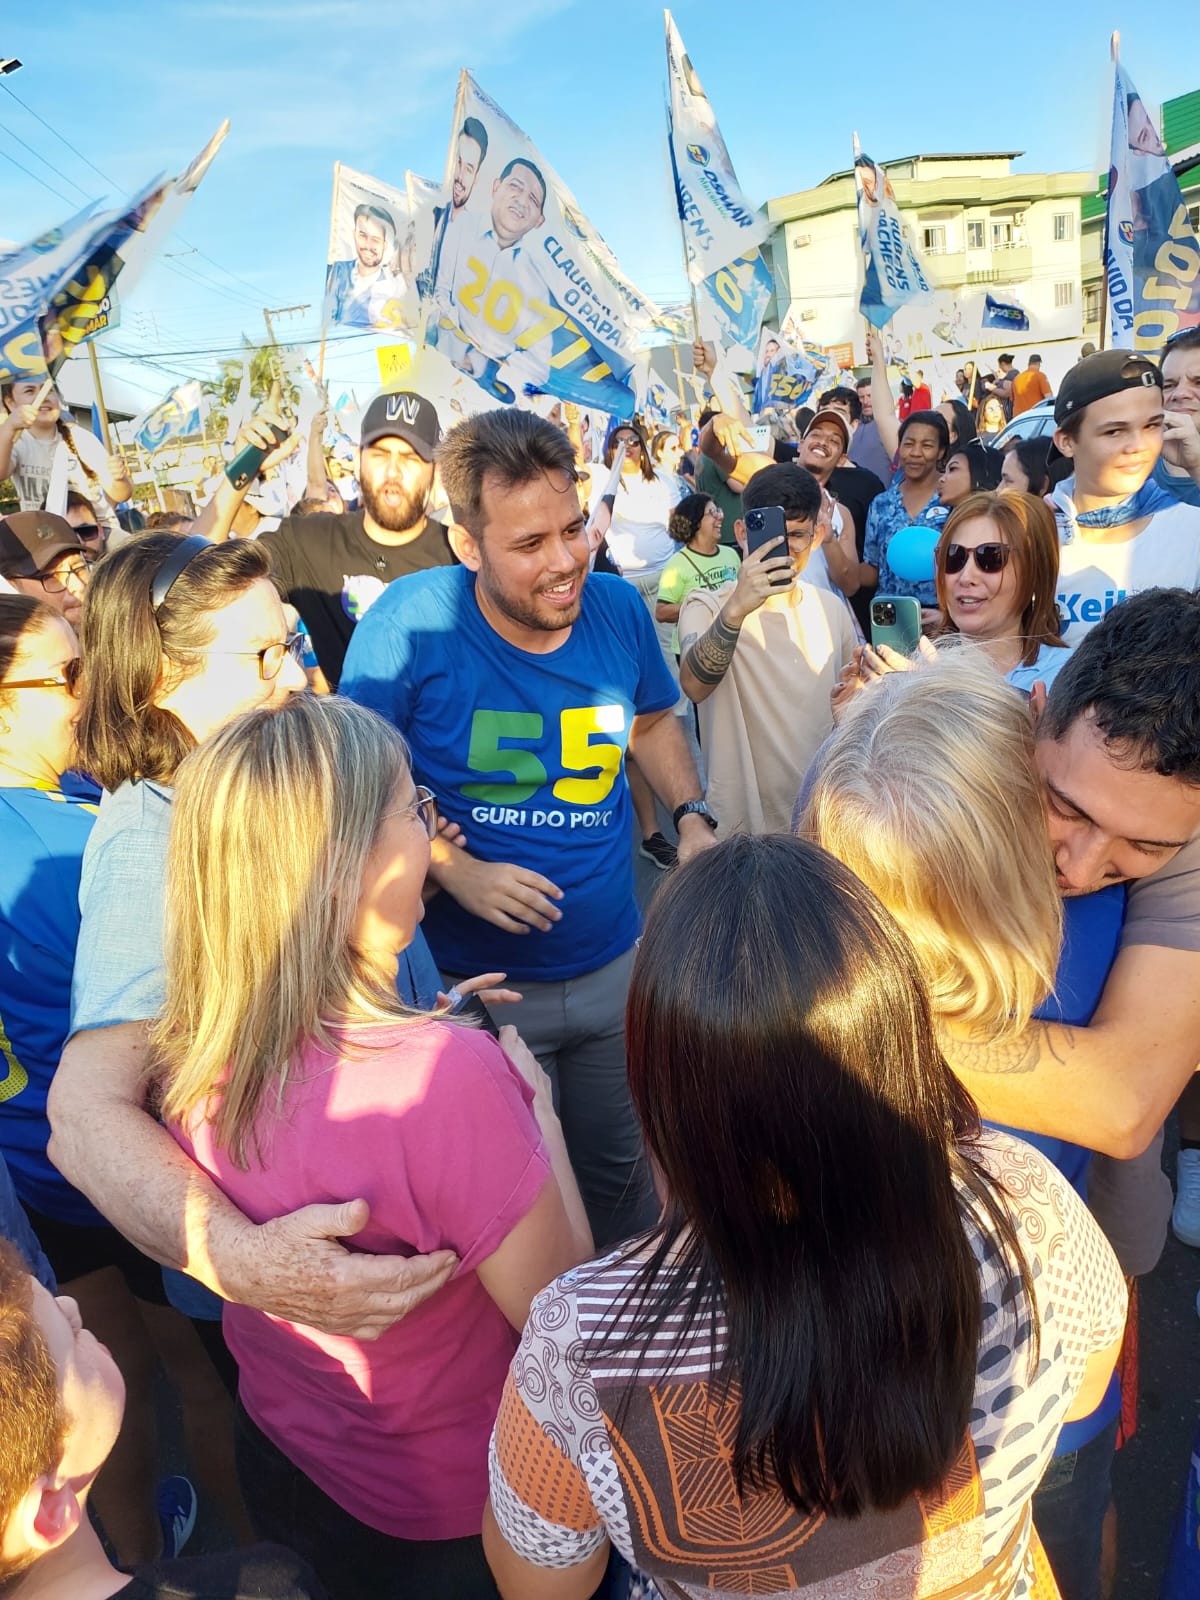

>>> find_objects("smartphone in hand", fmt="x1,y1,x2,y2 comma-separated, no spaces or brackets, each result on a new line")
870,595,922,656
744,505,793,587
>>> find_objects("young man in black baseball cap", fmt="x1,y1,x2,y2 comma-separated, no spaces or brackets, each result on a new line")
1050,349,1200,641
196,390,454,688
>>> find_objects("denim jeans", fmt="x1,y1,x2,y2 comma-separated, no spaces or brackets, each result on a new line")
234,1403,500,1600
1033,1417,1119,1600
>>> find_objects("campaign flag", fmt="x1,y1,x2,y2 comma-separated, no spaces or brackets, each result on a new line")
223,357,253,448
752,327,819,414
324,163,426,335
1104,59,1200,349
133,381,202,453
0,125,228,384
665,11,772,351
982,293,1030,333
854,138,932,329
418,73,657,418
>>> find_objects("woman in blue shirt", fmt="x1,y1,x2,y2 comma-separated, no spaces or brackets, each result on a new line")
932,489,1070,692
861,409,949,609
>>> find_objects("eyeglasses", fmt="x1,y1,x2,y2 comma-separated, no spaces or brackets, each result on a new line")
381,785,439,840
210,633,307,681
944,542,1011,575
35,559,93,596
4,658,83,695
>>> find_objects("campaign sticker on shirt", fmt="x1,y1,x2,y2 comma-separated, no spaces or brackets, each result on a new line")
341,572,388,621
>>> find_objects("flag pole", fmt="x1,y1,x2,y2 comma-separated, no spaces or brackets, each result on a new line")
86,340,112,451
1099,32,1121,354
317,161,341,387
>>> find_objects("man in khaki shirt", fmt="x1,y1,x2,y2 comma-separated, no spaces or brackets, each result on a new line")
679,463,857,835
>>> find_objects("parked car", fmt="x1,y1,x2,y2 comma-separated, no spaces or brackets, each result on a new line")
993,401,1055,450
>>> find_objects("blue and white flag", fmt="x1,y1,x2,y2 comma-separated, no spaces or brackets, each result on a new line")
0,125,227,384
854,138,932,329
665,11,772,351
751,327,820,414
1104,58,1200,350
133,381,202,453
982,293,1030,333
419,73,657,419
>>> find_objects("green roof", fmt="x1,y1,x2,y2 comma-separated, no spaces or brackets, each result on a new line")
1164,89,1200,155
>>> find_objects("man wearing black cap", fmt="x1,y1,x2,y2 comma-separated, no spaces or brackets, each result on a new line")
198,390,454,688
1050,350,1200,641
0,510,92,630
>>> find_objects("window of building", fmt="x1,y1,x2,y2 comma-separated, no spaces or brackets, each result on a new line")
1053,212,1075,242
967,220,985,250
922,225,947,253
1190,202,1200,235
991,220,1014,250
1054,281,1076,308
1085,285,1102,324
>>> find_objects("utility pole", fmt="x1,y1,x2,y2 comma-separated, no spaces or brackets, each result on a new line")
262,304,310,388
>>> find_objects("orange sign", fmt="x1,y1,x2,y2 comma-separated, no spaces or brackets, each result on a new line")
824,343,855,369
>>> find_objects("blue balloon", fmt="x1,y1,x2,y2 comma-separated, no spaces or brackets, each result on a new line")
886,523,940,583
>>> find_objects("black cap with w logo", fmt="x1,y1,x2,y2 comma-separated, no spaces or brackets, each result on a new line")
359,390,441,460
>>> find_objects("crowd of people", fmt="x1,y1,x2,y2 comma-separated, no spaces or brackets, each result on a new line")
0,323,1198,1600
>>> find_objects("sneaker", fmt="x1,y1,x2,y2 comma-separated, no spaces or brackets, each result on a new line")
639,832,678,871
157,1476,197,1560
1172,1148,1200,1247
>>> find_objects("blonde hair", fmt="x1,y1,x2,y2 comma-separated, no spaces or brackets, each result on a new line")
802,646,1060,1039
153,695,417,1167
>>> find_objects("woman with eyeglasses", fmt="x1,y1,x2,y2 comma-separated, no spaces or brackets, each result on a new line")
0,509,94,629
0,592,217,1566
155,694,591,1600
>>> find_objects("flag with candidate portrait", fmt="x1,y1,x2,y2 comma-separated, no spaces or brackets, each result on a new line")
0,125,228,384
854,139,932,329
665,11,772,351
751,326,820,413
132,380,202,452
324,164,429,335
417,73,658,419
1104,60,1200,350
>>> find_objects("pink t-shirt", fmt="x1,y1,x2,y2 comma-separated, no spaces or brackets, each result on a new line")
170,1018,549,1539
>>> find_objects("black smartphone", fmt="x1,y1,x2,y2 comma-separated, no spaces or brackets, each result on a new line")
869,595,922,656
743,505,792,586
224,420,291,492
448,990,501,1039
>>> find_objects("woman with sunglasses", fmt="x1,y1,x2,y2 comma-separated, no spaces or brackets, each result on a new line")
933,490,1069,691
156,694,590,1600
0,593,213,1566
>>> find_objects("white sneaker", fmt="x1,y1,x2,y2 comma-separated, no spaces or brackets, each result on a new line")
1172,1148,1200,1247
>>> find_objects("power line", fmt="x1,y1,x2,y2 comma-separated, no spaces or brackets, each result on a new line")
0,79,114,186
0,145,81,208
0,110,94,202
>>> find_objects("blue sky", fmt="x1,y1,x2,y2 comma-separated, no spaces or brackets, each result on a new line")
2,0,1197,406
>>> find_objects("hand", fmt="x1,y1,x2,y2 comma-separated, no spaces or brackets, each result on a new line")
692,339,716,379
311,408,328,440
240,1199,456,1338
236,382,300,475
815,490,837,550
436,814,468,851
831,658,866,723
7,402,42,432
437,972,523,1010
1162,410,1200,476
676,813,719,862
723,536,792,624
920,606,942,634
498,1024,555,1110
446,855,564,935
107,453,130,481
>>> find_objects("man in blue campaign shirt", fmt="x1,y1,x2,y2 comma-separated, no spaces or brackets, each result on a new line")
342,409,717,1246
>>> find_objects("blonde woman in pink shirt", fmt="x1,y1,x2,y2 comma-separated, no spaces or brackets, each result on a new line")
153,695,591,1600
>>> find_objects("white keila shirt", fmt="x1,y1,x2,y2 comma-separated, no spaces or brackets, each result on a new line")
1054,494,1200,642
588,470,681,577
9,425,118,536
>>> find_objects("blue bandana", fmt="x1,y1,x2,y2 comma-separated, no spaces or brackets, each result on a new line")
1055,473,1178,537
1056,473,1177,544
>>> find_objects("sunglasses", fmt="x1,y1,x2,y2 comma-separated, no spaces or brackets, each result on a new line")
944,542,1011,575
73,523,103,542
4,657,83,695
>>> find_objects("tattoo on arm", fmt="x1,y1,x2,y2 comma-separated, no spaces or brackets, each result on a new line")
684,613,742,687
939,1021,1078,1076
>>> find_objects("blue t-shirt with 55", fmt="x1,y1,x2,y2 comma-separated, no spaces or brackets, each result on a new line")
341,567,678,983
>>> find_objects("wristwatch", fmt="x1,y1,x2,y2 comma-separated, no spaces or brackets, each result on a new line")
673,799,718,831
